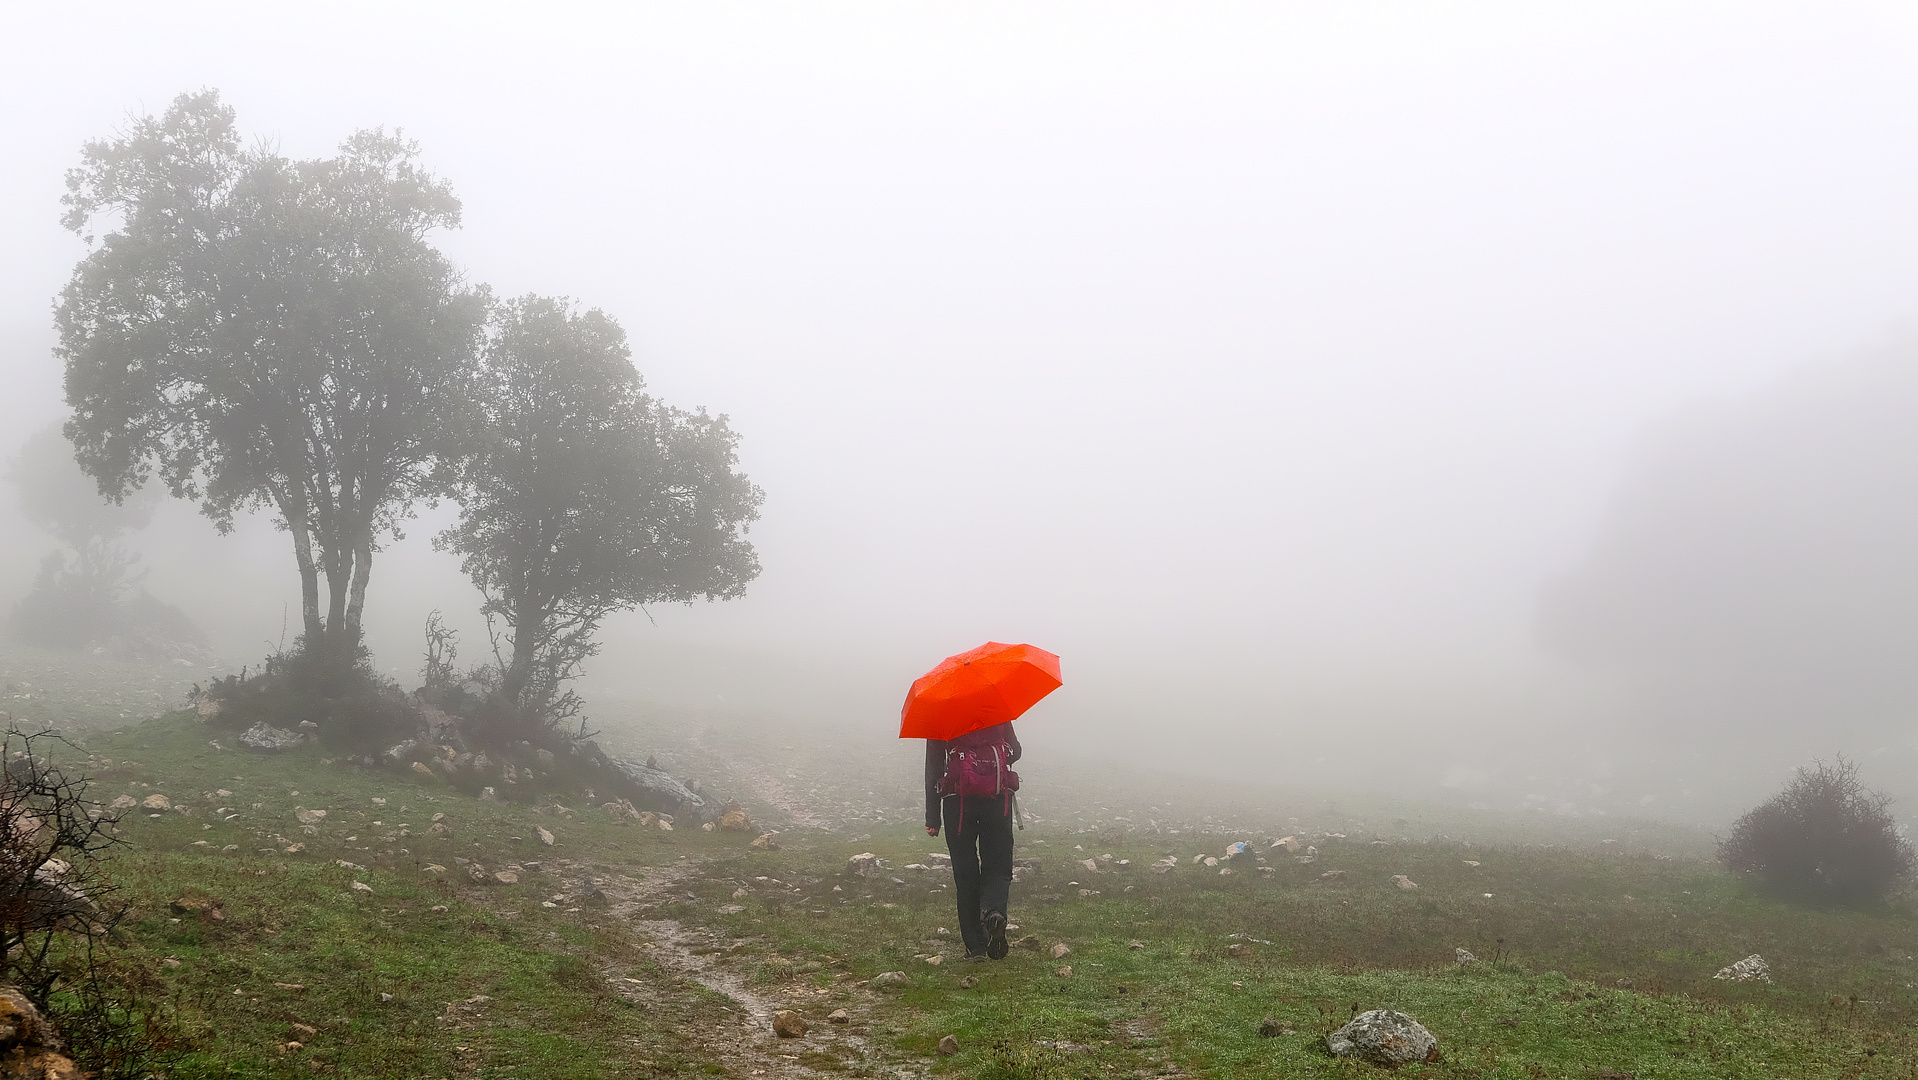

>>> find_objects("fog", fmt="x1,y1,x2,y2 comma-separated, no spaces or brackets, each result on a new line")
7,3,1918,821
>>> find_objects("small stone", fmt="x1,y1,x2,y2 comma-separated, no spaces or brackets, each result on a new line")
937,1034,959,1055
1128,939,1144,950
411,761,436,778
1227,943,1250,958
1391,875,1419,891
109,795,137,810
430,905,448,913
282,843,305,854
1258,1017,1291,1037
142,793,172,811
959,976,978,988
162,957,182,969
1055,965,1072,977
1050,942,1071,959
1319,869,1347,883
828,1008,850,1023
925,955,943,966
294,808,326,825
718,803,753,832
351,881,373,893
750,833,779,851
772,1010,808,1037
1011,935,1041,951
869,971,910,989
492,871,519,885
1455,947,1478,964
421,864,447,878
535,826,555,846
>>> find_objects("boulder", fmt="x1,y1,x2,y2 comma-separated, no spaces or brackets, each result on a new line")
1712,954,1772,984
238,723,304,752
0,986,83,1079
772,1010,808,1038
848,853,884,878
1327,1010,1437,1065
717,802,753,832
609,757,705,816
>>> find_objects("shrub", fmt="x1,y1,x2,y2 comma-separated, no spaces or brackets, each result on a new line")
1720,758,1914,906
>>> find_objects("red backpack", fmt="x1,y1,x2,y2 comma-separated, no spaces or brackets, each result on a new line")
938,725,1021,798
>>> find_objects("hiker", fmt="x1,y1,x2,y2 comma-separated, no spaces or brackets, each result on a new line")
925,720,1021,960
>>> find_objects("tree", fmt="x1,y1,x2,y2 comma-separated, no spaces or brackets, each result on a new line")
56,90,485,672
439,296,761,734
1720,757,1914,906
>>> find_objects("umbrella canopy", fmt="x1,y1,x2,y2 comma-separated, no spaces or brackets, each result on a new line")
899,641,1062,741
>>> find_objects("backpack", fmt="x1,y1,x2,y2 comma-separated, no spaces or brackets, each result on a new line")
938,725,1021,799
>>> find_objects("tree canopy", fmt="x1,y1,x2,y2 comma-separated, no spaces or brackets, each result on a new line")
57,90,485,668
439,295,762,731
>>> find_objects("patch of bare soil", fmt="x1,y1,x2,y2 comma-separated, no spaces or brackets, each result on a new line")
597,863,895,1079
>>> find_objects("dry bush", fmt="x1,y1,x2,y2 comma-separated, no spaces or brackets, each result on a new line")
1720,758,1914,906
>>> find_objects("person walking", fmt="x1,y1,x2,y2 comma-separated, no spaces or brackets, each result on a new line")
926,720,1021,960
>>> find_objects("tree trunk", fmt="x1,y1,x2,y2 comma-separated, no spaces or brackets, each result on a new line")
281,494,325,644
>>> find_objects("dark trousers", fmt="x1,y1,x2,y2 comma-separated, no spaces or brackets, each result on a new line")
942,794,1014,956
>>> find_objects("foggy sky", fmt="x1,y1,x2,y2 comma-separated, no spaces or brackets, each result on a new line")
7,3,1918,814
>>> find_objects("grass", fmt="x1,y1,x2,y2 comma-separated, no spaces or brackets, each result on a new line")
16,688,1918,1078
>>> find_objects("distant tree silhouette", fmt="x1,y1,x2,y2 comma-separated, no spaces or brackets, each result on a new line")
56,90,485,676
437,296,761,738
1720,758,1913,906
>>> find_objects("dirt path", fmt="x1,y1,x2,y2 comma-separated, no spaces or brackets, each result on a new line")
597,862,897,1079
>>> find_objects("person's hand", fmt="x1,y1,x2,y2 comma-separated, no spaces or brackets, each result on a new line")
926,826,939,837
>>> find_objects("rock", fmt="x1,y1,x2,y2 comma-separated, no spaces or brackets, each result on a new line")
535,826,555,847
421,864,447,878
480,787,505,804
848,853,885,878
1327,1010,1437,1065
717,802,753,832
1271,835,1301,852
772,1010,808,1038
925,955,943,966
1391,875,1419,891
1054,965,1072,977
238,722,304,752
959,976,978,989
750,833,779,851
928,852,952,868
828,1008,851,1024
411,761,436,778
141,794,171,811
1011,865,1034,882
1050,943,1071,959
869,971,910,989
350,881,373,893
1011,935,1041,951
1080,858,1099,874
937,1034,959,1055
108,795,137,810
426,821,452,837
1455,948,1478,964
609,757,705,816
293,808,326,825
1203,857,1219,868
0,985,84,1079
1128,939,1144,950
1319,869,1347,883
169,893,223,920
1225,841,1252,860
1258,1017,1292,1037
1712,954,1772,984
1149,856,1178,874
1227,943,1250,958
491,871,519,885
1218,867,1234,876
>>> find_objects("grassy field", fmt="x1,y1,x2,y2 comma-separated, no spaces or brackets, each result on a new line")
16,689,1918,1078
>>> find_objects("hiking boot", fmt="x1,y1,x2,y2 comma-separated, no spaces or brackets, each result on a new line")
984,909,1008,960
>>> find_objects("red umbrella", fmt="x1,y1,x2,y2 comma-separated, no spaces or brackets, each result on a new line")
898,641,1062,741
